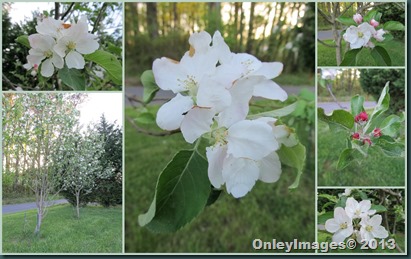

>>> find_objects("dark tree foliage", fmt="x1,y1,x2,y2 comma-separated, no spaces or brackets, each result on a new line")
297,2,315,73
359,69,405,114
375,3,405,40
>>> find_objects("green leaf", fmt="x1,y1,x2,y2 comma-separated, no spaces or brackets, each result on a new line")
336,16,357,26
138,150,210,233
248,101,297,119
374,139,404,157
318,108,354,131
350,95,364,116
135,112,156,124
206,188,222,206
277,142,306,189
335,195,348,208
58,66,86,90
379,114,402,137
16,35,30,48
141,70,160,104
318,194,338,203
383,21,405,31
107,42,122,57
371,46,392,66
340,48,362,66
371,204,387,213
382,33,394,42
364,82,390,133
318,211,334,225
337,148,362,170
363,9,378,23
84,50,122,85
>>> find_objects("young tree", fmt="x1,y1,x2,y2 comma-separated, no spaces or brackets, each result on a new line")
54,127,112,219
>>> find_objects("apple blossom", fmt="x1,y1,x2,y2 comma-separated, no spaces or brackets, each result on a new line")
354,111,368,123
363,138,372,145
24,34,64,77
54,16,99,69
35,16,65,39
372,128,382,137
360,215,389,241
325,207,354,242
352,132,360,140
345,197,376,219
353,14,363,24
373,29,386,42
321,69,338,80
370,19,379,27
343,23,376,49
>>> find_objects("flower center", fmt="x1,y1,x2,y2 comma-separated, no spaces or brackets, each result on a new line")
213,127,228,145
179,75,198,97
357,31,364,38
355,210,361,216
44,50,53,58
340,222,348,229
67,41,76,50
365,225,373,232
241,59,255,77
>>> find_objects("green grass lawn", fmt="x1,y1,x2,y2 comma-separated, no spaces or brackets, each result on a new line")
317,231,405,254
317,40,405,66
3,204,122,253
317,120,405,186
125,106,315,253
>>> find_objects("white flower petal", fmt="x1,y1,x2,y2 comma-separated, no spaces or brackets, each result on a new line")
51,52,64,69
156,94,193,131
196,78,231,112
40,58,54,77
368,214,382,227
152,57,190,93
65,51,85,69
28,34,54,51
333,227,353,242
180,107,215,143
206,145,227,189
258,151,281,183
226,120,277,160
211,31,231,64
334,207,350,223
253,62,283,79
222,156,259,198
75,38,99,54
325,219,340,233
372,225,388,239
188,31,212,55
27,54,45,67
54,39,69,57
252,78,288,101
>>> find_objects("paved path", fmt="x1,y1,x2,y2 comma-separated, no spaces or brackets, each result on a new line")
318,30,342,40
125,85,314,106
318,101,377,114
3,199,68,214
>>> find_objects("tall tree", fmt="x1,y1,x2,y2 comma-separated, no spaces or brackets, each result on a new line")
146,3,159,38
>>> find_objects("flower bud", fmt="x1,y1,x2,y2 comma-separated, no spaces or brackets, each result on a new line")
372,128,382,137
355,111,368,123
352,132,360,140
363,138,372,145
370,19,379,27
353,14,363,24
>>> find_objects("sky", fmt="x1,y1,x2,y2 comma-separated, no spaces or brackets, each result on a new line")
77,93,123,129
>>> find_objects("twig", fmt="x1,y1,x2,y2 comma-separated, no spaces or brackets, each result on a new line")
54,3,60,20
60,2,75,20
317,8,333,24
126,115,180,136
2,74,22,91
326,83,345,109
317,39,337,48
340,2,355,17
92,3,107,34
357,3,390,14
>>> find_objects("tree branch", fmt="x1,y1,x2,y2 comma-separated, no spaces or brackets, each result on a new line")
317,8,333,24
126,115,180,136
92,3,107,34
60,2,75,20
340,2,354,17
317,39,337,48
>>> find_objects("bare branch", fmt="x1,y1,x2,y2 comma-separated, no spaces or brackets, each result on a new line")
60,2,75,20
126,115,180,136
92,3,107,34
317,8,333,24
340,2,355,17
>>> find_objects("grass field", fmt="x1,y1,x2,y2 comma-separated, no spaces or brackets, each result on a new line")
317,120,405,186
317,40,405,67
2,204,122,253
125,106,315,253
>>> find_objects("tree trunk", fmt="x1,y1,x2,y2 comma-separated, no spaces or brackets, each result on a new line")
207,2,222,33
76,190,80,219
146,3,159,39
245,2,256,53
238,3,245,51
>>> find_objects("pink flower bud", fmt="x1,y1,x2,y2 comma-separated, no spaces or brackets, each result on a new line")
355,111,368,123
33,64,39,71
363,138,372,145
373,128,382,137
353,14,363,24
370,19,379,27
352,132,360,140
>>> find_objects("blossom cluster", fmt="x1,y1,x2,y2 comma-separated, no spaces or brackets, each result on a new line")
152,31,293,198
343,13,386,49
23,16,99,77
351,111,381,146
325,197,389,243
